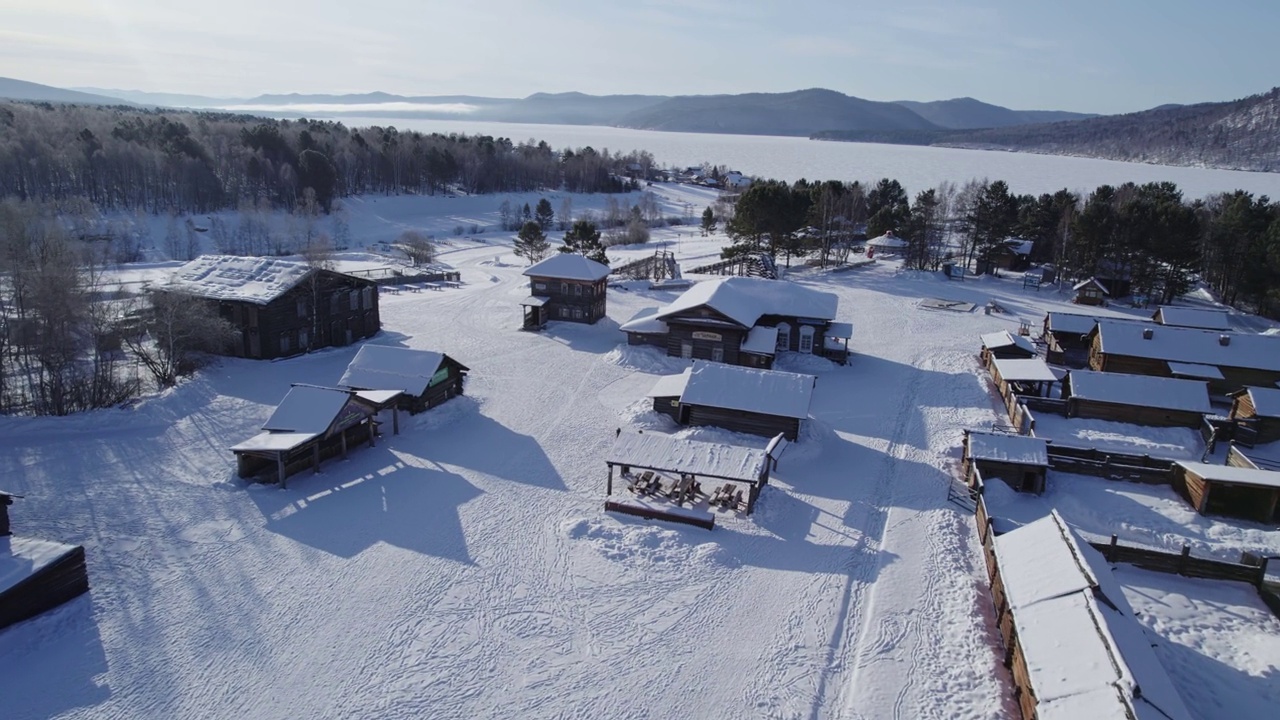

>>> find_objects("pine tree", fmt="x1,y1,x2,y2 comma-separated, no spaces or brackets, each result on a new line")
701,206,716,236
514,221,550,265
535,198,554,231
561,220,608,265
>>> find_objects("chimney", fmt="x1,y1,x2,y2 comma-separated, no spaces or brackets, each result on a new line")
1219,334,1231,346
1142,328,1154,340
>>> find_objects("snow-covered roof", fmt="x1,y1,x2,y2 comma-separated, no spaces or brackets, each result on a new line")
619,307,667,334
1166,361,1224,380
0,536,79,595
740,325,779,355
607,431,768,483
646,369,691,399
1242,386,1280,417
866,232,909,249
678,361,816,419
981,330,1035,355
1072,278,1110,295
262,385,355,435
523,253,611,281
1067,370,1211,414
1094,321,1280,373
1045,311,1143,336
339,345,447,396
1153,306,1231,331
164,254,314,305
229,430,318,453
966,431,1048,466
1003,238,1034,256
519,295,550,307
990,357,1058,383
993,512,1194,720
828,321,853,340
1175,460,1280,489
655,277,839,329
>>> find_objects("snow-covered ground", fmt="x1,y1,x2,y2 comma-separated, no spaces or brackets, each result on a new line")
1,192,1276,719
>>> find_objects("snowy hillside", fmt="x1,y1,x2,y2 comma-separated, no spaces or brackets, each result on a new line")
1,198,1275,719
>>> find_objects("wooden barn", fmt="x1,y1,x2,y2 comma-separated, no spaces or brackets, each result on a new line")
979,330,1037,365
963,430,1049,494
163,255,381,360
520,253,610,329
620,276,850,368
983,511,1194,720
1071,277,1109,306
339,345,468,414
0,494,91,630
1151,305,1231,331
1228,386,1280,446
988,357,1059,404
1064,370,1211,428
647,361,816,441
1171,460,1280,523
1087,320,1280,395
231,385,384,488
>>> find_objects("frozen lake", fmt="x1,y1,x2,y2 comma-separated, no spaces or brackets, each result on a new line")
334,116,1280,200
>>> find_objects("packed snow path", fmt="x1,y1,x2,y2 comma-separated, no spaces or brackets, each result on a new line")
1,236,1030,719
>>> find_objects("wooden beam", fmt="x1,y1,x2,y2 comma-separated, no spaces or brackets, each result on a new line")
277,454,287,489
392,408,399,435
313,444,320,474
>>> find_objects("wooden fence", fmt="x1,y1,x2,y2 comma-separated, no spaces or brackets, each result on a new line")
1044,444,1176,484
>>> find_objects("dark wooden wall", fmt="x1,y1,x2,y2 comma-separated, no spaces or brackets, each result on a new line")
218,270,380,360
1068,398,1204,428
682,404,801,440
527,275,607,324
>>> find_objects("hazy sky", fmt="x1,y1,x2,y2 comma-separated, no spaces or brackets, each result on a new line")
3,0,1277,113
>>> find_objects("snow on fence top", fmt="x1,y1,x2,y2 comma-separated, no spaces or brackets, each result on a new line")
1095,320,1280,372
522,253,610,282
980,330,1035,355
655,276,838,329
607,431,767,483
966,430,1048,466
262,385,354,435
990,357,1059,383
164,254,313,304
1174,460,1280,489
1245,386,1280,418
1067,369,1212,414
677,361,816,419
339,345,446,396
993,511,1194,720
1152,305,1231,331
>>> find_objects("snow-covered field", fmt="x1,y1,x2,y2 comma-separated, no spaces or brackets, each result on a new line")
1,188,1277,719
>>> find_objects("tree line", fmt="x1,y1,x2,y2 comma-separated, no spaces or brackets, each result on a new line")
725,177,1280,317
0,101,653,215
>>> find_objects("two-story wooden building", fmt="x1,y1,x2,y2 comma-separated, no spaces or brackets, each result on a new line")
163,255,380,360
621,276,849,367
520,253,611,329
1087,320,1280,395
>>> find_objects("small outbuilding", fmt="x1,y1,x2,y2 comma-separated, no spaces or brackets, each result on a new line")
231,385,382,488
521,253,611,329
1171,460,1280,523
1228,386,1280,446
1071,277,1109,306
647,361,816,441
1064,370,1211,428
963,430,1049,494
0,494,91,630
988,357,1059,402
979,330,1037,365
339,344,468,415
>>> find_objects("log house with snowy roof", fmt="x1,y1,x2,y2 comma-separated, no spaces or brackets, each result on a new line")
339,345,468,415
979,330,1037,366
621,276,850,367
1087,321,1280,395
647,361,816,440
162,255,380,360
1170,461,1280,523
963,430,1049,494
1228,386,1280,446
1071,278,1109,306
0,493,91,630
520,253,610,329
1151,306,1231,331
1063,370,1212,428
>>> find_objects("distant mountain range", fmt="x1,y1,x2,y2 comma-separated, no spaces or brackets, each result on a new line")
3,76,1278,171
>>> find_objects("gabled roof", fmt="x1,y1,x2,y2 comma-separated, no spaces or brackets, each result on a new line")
677,360,815,419
1072,278,1110,295
1002,238,1034,256
1152,305,1231,331
339,345,460,396
523,253,610,281
981,330,1036,355
1245,386,1280,418
1067,369,1211,414
655,277,838,329
1093,321,1280,373
165,254,315,305
1045,311,1141,337
866,232,909,249
262,385,357,435
966,431,1048,466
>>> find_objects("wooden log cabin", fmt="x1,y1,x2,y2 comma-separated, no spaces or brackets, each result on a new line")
983,511,1194,720
1171,460,1280,523
1071,277,1109,306
1087,320,1280,395
230,385,384,488
647,361,816,441
1228,386,1280,446
1063,369,1211,428
520,253,610,329
162,255,381,360
963,430,1049,494
0,494,91,631
979,331,1037,366
621,276,850,368
339,345,468,415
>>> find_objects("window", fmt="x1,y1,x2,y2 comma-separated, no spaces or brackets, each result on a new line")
775,322,791,351
680,341,693,359
573,307,583,320
534,282,546,290
711,347,724,362
350,290,359,311
362,287,373,309
296,299,307,318
279,331,292,354
560,307,570,318
799,326,815,354
298,328,309,348
561,282,569,295
330,293,340,314
574,284,582,296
